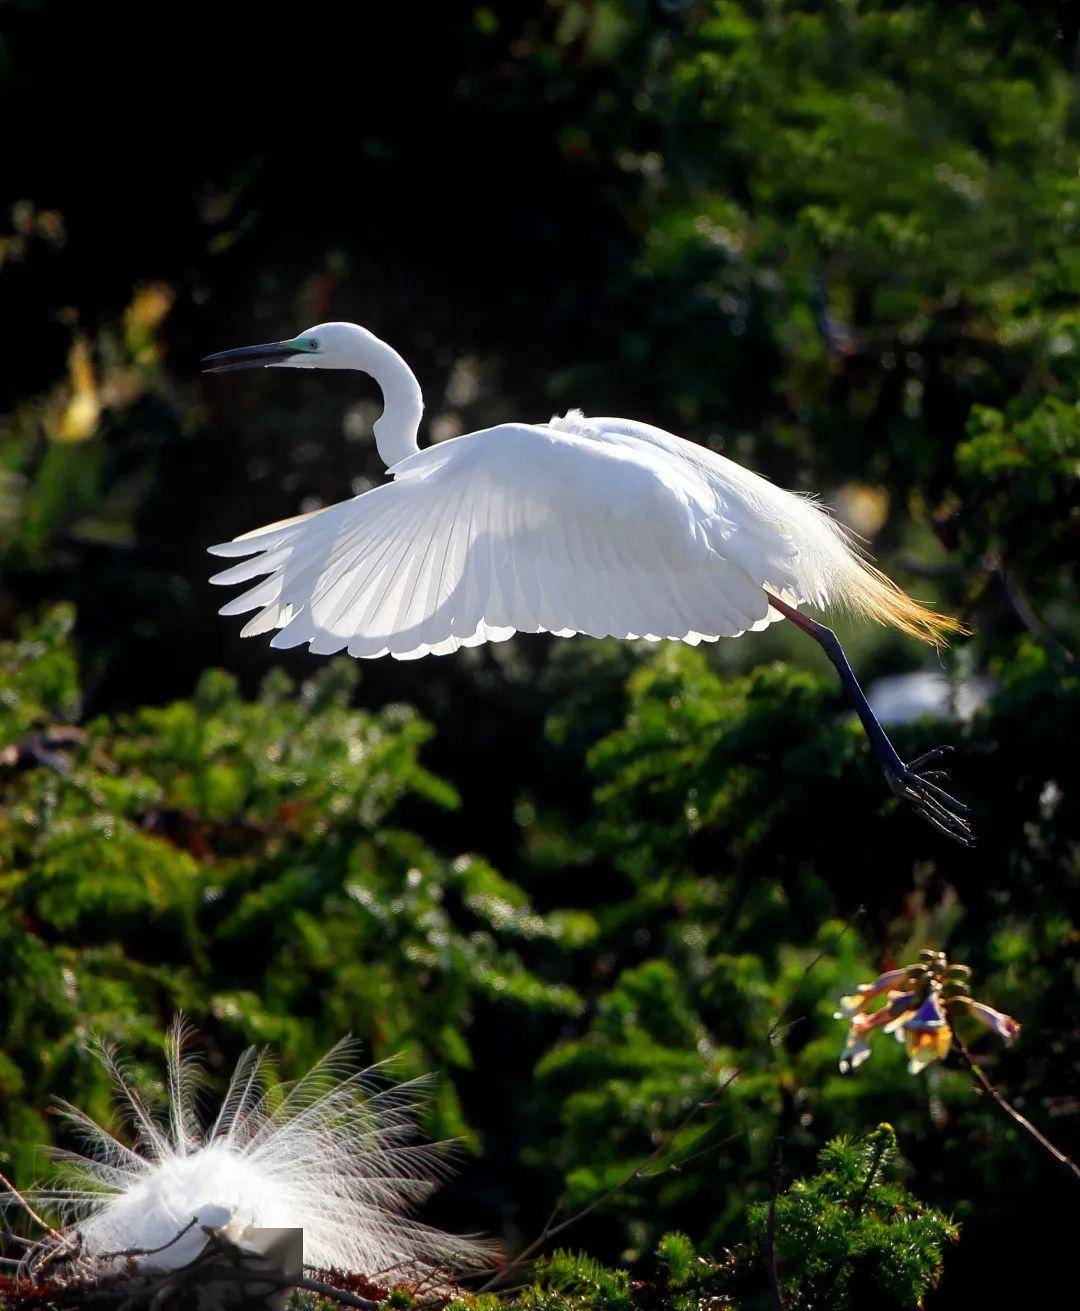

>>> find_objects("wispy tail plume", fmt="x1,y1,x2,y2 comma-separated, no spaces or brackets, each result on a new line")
839,552,967,647
782,492,967,646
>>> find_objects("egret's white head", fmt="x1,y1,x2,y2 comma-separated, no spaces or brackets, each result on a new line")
202,319,424,466
201,321,374,373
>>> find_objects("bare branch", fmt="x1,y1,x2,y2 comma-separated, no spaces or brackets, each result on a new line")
96,1219,199,1262
954,1033,1080,1188
0,1171,76,1252
764,1136,786,1311
295,1275,381,1308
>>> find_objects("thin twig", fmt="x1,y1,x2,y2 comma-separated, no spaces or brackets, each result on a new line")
851,1131,889,1219
410,1260,453,1300
764,1136,786,1311
0,1171,76,1251
97,1218,199,1261
480,922,855,1291
364,1257,413,1281
637,1130,742,1179
818,1124,891,1301
954,1033,1080,1187
1,1228,39,1250
23,1231,87,1286
295,1275,381,1308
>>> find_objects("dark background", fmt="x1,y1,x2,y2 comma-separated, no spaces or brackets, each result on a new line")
1,2,1078,1304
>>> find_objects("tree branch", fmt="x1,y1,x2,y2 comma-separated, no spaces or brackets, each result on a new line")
954,1033,1080,1188
295,1275,380,1309
480,921,855,1291
0,1172,75,1251
764,1136,787,1311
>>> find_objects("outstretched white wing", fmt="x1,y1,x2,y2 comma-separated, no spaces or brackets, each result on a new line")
208,421,788,660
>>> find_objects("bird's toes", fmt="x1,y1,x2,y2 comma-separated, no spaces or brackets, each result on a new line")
908,745,954,771
916,800,974,845
921,792,975,843
889,762,975,844
914,773,970,815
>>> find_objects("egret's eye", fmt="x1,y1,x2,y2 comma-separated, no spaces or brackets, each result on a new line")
308,339,320,351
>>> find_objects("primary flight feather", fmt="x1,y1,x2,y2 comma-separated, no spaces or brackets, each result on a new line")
202,321,972,842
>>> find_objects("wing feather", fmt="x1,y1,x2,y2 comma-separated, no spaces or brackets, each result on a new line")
219,575,283,617
208,422,781,660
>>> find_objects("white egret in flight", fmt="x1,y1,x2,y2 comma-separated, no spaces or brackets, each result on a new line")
202,322,971,843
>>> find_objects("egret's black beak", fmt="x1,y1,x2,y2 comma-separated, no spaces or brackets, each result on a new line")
201,341,301,374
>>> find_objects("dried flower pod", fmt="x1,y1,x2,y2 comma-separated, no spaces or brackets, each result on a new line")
836,954,1019,1077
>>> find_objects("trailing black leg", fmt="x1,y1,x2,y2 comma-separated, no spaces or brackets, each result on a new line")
764,590,973,845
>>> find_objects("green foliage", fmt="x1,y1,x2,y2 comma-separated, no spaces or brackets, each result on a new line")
1,0,1078,1301
0,603,82,735
748,1125,958,1309
525,0,1079,628
521,1250,633,1311
526,626,1078,1251
0,609,586,1180
443,1129,954,1311
957,397,1080,575
532,921,879,1238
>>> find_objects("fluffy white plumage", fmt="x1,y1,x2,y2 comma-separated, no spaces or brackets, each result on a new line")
203,322,955,660
199,321,973,842
209,413,786,659
30,1023,494,1280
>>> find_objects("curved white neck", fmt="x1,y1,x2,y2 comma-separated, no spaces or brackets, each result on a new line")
357,333,424,468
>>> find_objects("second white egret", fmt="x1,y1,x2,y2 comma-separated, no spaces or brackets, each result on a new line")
202,322,971,842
